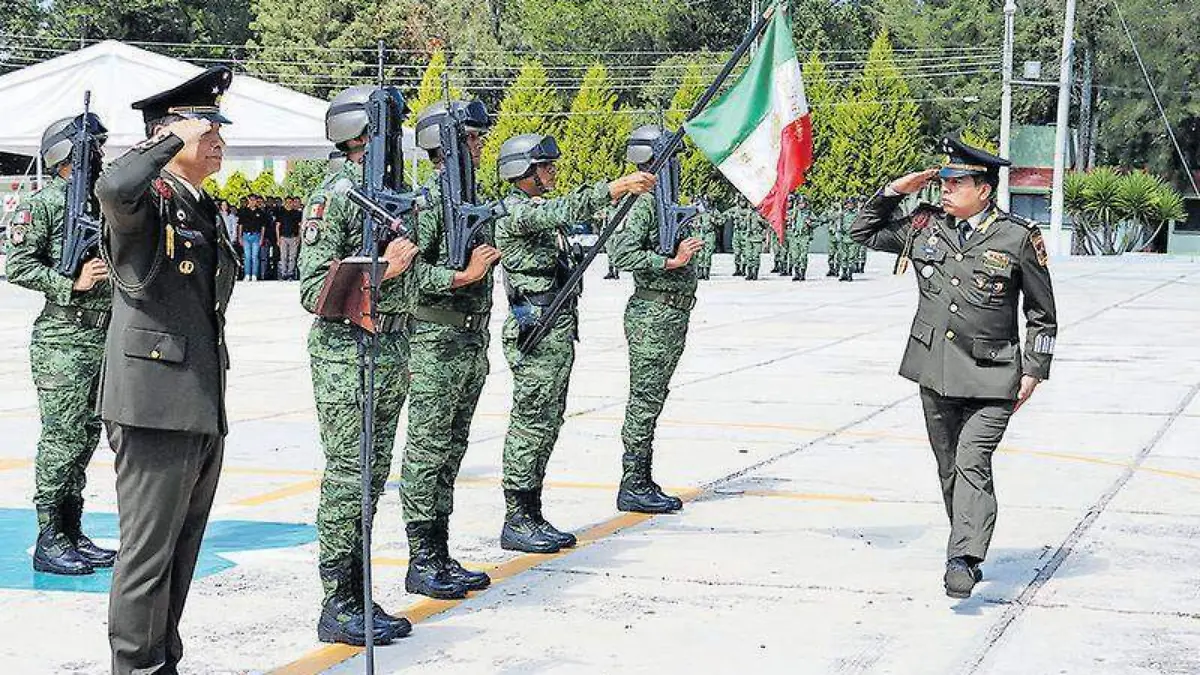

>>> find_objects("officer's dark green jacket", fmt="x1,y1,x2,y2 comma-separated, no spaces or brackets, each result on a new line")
95,132,239,436
852,188,1057,400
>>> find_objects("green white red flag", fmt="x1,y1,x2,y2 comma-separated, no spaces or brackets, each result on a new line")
684,10,812,243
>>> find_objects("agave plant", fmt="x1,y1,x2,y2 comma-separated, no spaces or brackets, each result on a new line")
1064,167,1186,255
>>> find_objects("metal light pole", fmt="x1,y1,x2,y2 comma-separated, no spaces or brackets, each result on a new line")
1049,0,1077,256
998,0,1017,212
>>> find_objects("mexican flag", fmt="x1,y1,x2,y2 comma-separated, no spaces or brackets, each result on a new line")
684,10,812,243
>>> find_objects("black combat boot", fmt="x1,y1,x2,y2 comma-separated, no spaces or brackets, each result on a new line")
531,490,577,548
435,516,491,591
839,268,853,282
616,455,677,514
500,490,561,554
826,267,837,277
746,270,758,281
944,556,982,599
793,270,805,281
317,562,396,645
347,555,412,640
404,522,468,599
32,507,93,575
733,265,744,277
61,498,116,568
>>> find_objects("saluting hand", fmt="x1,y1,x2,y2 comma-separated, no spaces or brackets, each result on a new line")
73,258,109,292
382,238,418,280
163,118,217,146
608,172,657,200
889,168,939,195
666,237,704,269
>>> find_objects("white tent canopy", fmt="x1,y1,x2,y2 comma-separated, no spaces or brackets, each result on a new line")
0,40,415,161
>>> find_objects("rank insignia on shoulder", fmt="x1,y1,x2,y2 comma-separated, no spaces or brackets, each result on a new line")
14,208,33,225
9,224,27,245
1030,229,1049,267
305,197,327,220
303,220,322,245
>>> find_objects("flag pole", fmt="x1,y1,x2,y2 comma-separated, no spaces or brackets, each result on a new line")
517,2,779,358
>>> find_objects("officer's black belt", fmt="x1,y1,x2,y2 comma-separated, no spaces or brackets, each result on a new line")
633,289,696,312
410,306,489,331
42,302,111,329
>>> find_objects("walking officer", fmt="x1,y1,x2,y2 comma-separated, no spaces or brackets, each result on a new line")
851,136,1058,599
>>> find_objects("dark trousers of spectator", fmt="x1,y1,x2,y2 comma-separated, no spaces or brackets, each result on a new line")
279,236,300,280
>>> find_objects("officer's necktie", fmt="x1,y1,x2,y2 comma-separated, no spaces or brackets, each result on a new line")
958,220,973,247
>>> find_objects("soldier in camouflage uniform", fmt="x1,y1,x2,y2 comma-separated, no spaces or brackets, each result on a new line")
821,204,840,277
692,200,718,280
400,100,500,600
730,206,745,276
787,193,815,281
853,195,868,273
609,125,703,514
299,86,419,646
743,204,768,281
494,133,655,553
6,115,116,576
771,208,788,275
839,196,865,281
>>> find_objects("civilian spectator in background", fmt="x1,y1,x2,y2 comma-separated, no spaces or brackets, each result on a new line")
237,194,267,281
277,196,303,280
218,200,238,243
260,196,282,280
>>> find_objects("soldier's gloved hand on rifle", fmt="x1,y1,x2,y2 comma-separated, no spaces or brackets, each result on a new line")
666,237,704,270
607,171,657,200
72,258,109,292
451,244,501,288
381,238,418,281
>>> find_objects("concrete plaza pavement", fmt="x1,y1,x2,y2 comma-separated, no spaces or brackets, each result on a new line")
1,251,1198,674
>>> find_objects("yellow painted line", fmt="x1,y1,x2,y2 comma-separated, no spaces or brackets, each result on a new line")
268,487,703,675
1000,446,1200,483
231,478,323,507
0,458,33,471
736,489,877,503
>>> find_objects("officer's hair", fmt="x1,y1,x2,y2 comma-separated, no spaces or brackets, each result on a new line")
146,114,185,138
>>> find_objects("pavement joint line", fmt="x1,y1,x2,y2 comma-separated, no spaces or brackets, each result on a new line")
526,566,924,598
1026,601,1200,621
961,379,1200,674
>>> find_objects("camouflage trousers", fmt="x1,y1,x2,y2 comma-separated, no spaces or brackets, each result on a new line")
30,314,105,521
501,311,576,491
771,233,788,270
732,228,744,269
788,228,813,275
696,233,717,274
744,236,764,276
309,321,409,602
400,321,489,523
621,296,691,469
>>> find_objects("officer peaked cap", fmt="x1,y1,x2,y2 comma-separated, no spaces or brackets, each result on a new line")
132,65,234,126
938,135,1010,180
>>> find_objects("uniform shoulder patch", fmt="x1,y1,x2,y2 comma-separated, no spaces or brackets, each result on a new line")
1030,229,1049,267
303,219,322,245
8,223,27,245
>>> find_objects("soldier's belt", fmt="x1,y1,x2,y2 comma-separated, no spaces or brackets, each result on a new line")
524,290,559,307
320,311,407,334
42,302,111,329
633,289,696,311
410,306,489,332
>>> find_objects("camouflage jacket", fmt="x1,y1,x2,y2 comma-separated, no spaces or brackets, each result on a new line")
495,181,610,298
787,206,813,236
410,174,493,316
298,160,409,316
6,176,110,310
609,194,698,296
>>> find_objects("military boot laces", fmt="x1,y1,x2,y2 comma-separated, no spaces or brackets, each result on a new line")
648,478,683,512
500,490,561,554
344,559,413,640
33,509,93,576
944,556,981,599
531,491,576,549
404,522,468,600
62,499,116,568
435,517,491,591
317,594,395,647
617,463,677,514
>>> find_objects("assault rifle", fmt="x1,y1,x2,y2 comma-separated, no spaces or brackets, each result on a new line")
652,133,702,256
56,92,106,278
437,81,506,270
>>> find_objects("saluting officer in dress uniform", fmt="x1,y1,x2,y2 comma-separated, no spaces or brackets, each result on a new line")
851,136,1057,599
7,114,116,576
95,66,239,673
